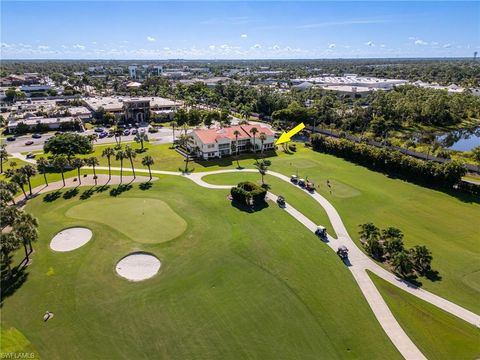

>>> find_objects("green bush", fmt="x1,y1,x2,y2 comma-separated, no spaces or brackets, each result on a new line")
231,181,267,206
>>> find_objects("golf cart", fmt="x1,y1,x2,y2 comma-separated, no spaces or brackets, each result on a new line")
305,181,315,192
315,225,327,239
290,175,298,183
337,245,349,260
276,195,286,207
298,178,306,187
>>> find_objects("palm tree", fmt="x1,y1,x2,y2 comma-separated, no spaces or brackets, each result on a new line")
410,245,432,274
124,145,137,179
142,155,154,181
115,149,126,183
233,130,241,157
0,144,9,174
102,147,115,180
70,158,84,184
171,121,178,145
14,213,39,263
249,127,259,154
20,165,37,196
255,160,271,185
36,157,50,186
0,232,20,277
85,157,100,185
392,250,414,277
259,132,267,157
0,180,19,205
358,223,380,242
11,172,28,200
134,131,149,151
52,155,68,187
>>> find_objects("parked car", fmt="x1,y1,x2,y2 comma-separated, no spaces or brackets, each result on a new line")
25,140,34,146
6,136,16,142
107,132,114,137
94,127,104,133
26,152,36,159
131,128,138,135
123,129,130,136
32,133,42,139
99,132,108,139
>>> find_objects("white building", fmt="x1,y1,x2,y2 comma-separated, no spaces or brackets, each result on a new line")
128,65,163,80
189,124,275,159
7,116,82,132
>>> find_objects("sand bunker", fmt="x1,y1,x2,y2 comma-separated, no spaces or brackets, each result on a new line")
50,227,93,252
115,252,161,281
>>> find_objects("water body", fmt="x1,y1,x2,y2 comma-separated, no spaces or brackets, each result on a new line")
437,128,480,152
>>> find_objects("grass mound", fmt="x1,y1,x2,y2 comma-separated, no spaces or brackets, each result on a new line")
66,197,187,244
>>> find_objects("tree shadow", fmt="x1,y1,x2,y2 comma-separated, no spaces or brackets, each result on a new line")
95,185,110,193
261,183,271,190
231,200,269,213
424,269,442,282
80,188,96,200
139,182,153,191
0,262,29,307
110,184,132,197
63,188,79,199
43,190,62,203
395,272,423,288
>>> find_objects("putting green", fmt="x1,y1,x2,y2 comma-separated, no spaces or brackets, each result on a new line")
66,198,187,244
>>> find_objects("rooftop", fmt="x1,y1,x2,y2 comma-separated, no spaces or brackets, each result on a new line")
193,124,274,144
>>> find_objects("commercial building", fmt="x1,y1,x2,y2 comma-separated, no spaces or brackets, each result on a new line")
7,116,82,132
189,124,275,159
128,65,163,80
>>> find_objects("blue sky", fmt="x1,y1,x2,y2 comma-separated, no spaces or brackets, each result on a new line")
1,1,479,59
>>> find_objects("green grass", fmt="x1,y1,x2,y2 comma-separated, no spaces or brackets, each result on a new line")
202,172,336,237
33,140,480,312
369,272,480,360
66,197,187,244
0,325,41,359
198,144,480,313
1,177,401,359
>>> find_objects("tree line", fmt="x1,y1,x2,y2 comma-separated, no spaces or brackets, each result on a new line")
310,134,467,190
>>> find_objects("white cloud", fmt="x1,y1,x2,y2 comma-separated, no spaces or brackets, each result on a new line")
252,44,262,49
208,45,216,50
365,41,375,47
443,43,452,48
272,45,280,50
414,39,428,46
408,36,416,40
1,43,11,48
240,34,247,38
147,36,156,42
73,44,85,50
380,44,386,48
328,43,336,49
38,45,49,50
431,41,439,46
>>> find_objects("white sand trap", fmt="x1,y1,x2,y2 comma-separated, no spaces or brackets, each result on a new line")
115,252,161,281
50,227,93,252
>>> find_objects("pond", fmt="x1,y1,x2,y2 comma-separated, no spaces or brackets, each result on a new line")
437,128,480,152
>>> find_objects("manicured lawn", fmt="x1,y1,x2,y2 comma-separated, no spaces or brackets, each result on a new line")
202,172,336,237
1,177,401,360
32,140,480,311
0,325,41,359
193,144,480,313
369,272,480,360
66,197,187,244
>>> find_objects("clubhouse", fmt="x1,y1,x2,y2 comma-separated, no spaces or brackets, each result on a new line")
189,125,275,159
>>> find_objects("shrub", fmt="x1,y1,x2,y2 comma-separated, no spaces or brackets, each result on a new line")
288,143,297,152
231,181,267,206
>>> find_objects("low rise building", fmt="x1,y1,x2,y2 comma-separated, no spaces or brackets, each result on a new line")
7,116,82,132
189,124,275,159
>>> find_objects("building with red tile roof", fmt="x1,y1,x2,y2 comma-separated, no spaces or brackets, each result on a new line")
190,124,275,159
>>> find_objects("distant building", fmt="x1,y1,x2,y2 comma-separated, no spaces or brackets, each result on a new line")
190,124,275,159
7,116,81,132
128,65,163,80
